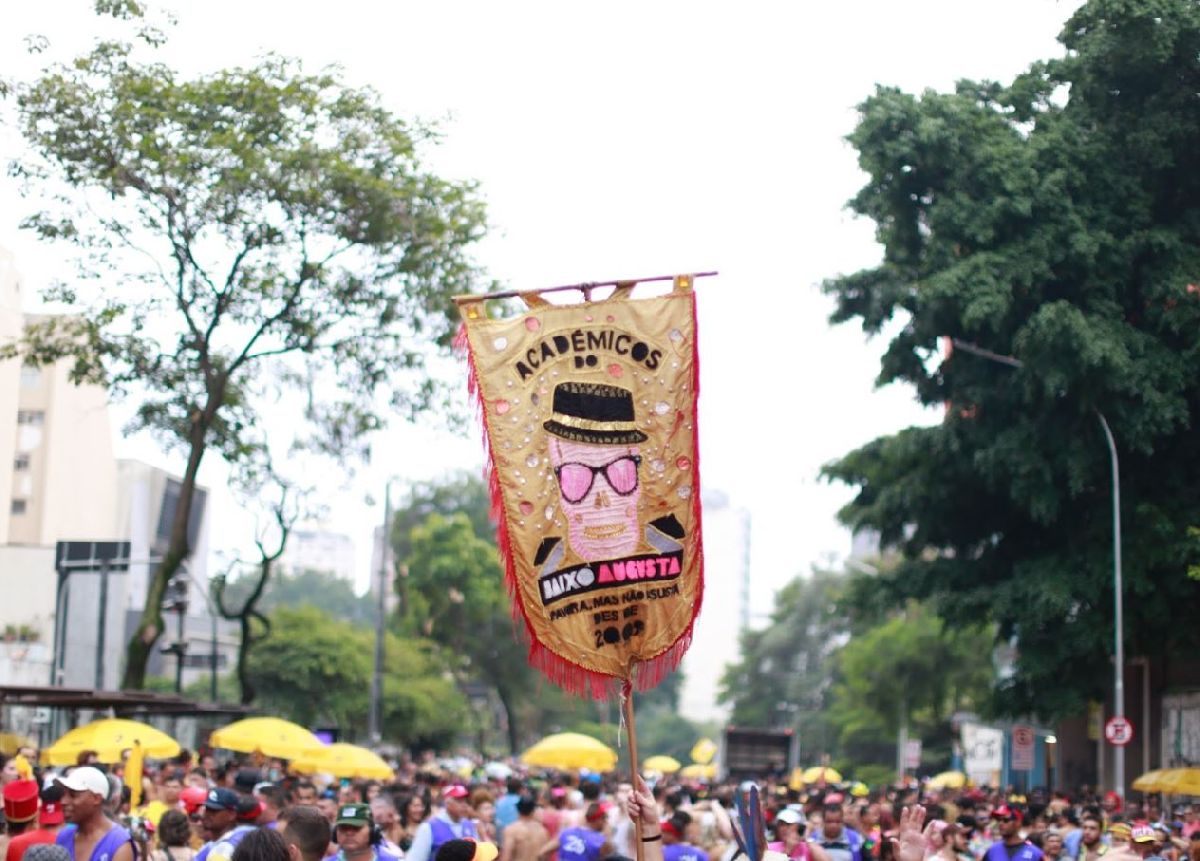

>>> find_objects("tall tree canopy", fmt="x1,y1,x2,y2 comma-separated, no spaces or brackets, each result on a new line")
823,0,1200,719
248,606,466,747
719,568,849,755
4,8,488,687
828,603,993,774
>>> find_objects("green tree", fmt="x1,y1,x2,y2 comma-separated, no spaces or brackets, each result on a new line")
3,7,488,689
828,603,993,775
719,568,850,761
248,606,465,747
221,568,373,623
390,473,494,619
402,512,535,753
821,0,1200,719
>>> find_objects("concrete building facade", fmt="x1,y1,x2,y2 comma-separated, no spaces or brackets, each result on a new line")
0,244,232,693
678,489,750,723
280,525,356,582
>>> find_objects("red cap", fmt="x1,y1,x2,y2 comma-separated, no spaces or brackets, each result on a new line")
39,801,65,826
586,802,613,822
993,805,1023,824
181,786,208,813
661,820,681,839
3,780,39,825
444,785,470,800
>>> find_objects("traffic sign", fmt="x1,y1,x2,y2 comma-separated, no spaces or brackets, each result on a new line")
904,739,922,770
1012,724,1035,770
1105,715,1134,746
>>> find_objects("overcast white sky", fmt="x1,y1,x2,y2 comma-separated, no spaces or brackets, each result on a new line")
3,0,1079,616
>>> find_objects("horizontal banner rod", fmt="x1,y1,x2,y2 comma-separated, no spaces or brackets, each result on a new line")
453,271,718,305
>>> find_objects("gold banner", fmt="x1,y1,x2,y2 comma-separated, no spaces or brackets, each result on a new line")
459,278,704,696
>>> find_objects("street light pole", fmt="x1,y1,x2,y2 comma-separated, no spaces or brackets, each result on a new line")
1096,410,1125,800
368,482,393,745
950,338,1125,798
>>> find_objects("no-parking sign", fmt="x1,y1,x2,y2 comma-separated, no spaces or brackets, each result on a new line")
1104,715,1134,746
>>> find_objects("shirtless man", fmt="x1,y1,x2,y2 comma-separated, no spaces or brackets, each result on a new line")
55,768,135,861
500,796,549,861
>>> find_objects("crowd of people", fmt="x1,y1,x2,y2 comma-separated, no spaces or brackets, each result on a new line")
2,749,1199,861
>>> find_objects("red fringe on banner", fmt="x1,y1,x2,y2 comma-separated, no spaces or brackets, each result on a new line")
455,306,705,699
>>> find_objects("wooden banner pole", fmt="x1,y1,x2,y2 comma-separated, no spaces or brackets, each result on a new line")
623,680,645,861
453,271,718,305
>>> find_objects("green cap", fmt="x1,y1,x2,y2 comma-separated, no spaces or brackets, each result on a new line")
335,803,372,828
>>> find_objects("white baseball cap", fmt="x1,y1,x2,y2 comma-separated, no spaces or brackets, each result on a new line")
776,808,804,826
56,766,109,796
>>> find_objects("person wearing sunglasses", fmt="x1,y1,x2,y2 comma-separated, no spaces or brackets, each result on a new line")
537,382,686,581
984,807,1043,861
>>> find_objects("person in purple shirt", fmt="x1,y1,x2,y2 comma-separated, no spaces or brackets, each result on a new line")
333,804,400,861
197,789,258,861
54,768,134,861
984,806,1043,861
553,803,613,861
661,812,708,861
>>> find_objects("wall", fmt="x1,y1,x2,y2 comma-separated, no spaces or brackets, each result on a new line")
0,544,58,643
0,247,25,543
679,490,748,723
33,323,120,545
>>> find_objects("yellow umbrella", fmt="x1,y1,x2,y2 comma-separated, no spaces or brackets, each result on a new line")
0,733,35,757
802,766,843,785
644,755,682,774
521,732,618,772
1132,769,1174,793
928,770,967,789
291,744,395,780
691,738,718,765
680,763,717,779
43,719,179,766
210,717,324,760
1152,768,1200,796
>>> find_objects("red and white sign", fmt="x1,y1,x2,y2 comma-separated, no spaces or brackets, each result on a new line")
1105,715,1134,746
1012,724,1035,770
904,739,922,770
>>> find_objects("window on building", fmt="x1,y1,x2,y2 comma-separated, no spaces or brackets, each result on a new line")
19,365,42,388
16,410,45,426
11,499,27,515
13,454,30,471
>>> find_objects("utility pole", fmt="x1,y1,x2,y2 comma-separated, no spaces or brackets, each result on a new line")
368,483,392,745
